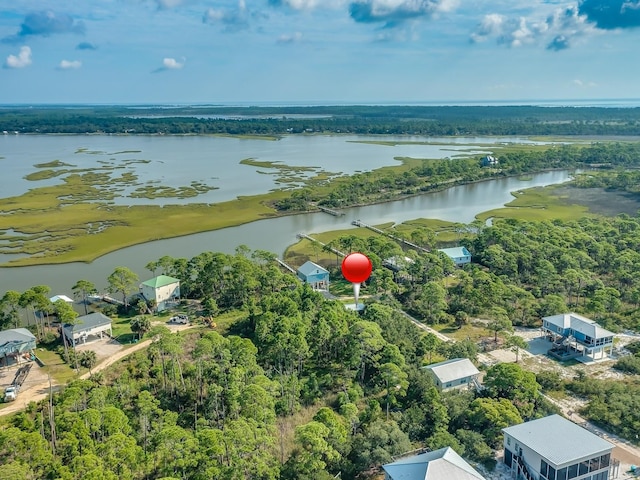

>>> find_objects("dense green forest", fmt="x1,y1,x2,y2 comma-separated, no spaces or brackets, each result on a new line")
2,105,640,136
276,142,640,211
4,205,640,477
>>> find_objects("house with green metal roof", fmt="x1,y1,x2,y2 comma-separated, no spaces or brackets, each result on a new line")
140,275,181,312
502,414,616,480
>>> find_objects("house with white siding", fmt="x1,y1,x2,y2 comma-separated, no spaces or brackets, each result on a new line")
140,275,181,312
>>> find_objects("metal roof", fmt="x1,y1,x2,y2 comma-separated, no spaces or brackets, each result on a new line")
50,294,73,303
0,328,36,346
141,275,180,288
64,312,112,333
543,313,614,339
424,358,479,384
297,260,328,277
438,247,471,258
383,447,486,480
502,415,613,466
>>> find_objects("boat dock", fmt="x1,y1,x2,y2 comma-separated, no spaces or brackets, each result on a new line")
317,206,345,217
296,233,346,257
351,219,430,253
275,258,297,275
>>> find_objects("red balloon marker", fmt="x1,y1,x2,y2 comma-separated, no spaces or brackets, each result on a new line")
341,253,372,307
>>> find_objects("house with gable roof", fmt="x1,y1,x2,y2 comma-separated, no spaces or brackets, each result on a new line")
296,261,329,290
424,358,481,392
383,446,486,480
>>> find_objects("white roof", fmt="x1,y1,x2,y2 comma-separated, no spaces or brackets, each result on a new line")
383,447,485,480
503,415,613,466
50,294,74,303
543,312,614,339
424,358,479,384
438,247,471,258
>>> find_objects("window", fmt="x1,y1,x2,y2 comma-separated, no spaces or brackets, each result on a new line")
557,467,567,480
600,454,610,468
507,437,511,446
568,463,578,479
541,460,549,479
589,457,600,472
579,461,589,476
549,465,556,480
445,383,452,388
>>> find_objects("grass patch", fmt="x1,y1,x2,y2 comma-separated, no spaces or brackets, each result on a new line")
36,347,81,384
432,323,488,342
475,185,592,223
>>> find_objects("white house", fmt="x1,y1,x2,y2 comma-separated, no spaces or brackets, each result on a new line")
438,247,472,267
383,447,486,480
502,414,616,480
63,312,113,347
140,275,181,312
424,358,480,391
542,312,614,361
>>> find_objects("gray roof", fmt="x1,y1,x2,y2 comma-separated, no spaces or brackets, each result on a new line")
64,312,112,333
297,260,329,277
543,313,614,339
383,447,486,480
0,328,36,346
425,358,479,384
502,415,613,466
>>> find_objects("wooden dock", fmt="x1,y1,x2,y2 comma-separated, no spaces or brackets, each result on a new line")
351,219,430,253
275,258,297,275
318,206,345,217
296,233,346,257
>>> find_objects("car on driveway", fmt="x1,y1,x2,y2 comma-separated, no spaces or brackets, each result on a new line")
169,314,189,324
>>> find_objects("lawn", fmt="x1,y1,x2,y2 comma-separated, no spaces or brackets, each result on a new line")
36,346,84,384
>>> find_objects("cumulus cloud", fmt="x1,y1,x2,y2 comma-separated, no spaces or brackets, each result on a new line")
3,11,85,43
203,0,257,32
349,0,458,27
277,32,303,43
471,5,598,50
153,57,186,72
58,59,82,70
578,0,640,29
4,46,32,69
76,41,97,50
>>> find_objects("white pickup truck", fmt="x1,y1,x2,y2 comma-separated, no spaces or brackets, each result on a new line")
4,385,18,402
169,314,189,325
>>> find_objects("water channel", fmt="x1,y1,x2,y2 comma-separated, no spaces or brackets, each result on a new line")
0,169,572,295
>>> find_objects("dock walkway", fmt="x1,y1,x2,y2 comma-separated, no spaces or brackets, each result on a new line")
351,220,430,253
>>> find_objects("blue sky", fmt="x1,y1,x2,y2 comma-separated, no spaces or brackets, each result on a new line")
0,0,639,104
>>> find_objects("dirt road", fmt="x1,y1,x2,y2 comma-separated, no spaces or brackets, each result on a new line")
0,323,197,418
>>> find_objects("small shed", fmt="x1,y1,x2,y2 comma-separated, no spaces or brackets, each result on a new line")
49,294,74,304
0,328,36,366
140,275,181,312
438,246,472,267
424,357,480,391
296,261,329,290
63,312,113,347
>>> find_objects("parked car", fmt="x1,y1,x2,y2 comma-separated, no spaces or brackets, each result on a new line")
169,314,189,324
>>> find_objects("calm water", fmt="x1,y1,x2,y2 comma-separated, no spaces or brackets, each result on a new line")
0,134,548,204
0,169,572,295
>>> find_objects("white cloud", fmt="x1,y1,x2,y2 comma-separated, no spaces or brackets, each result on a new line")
277,32,303,43
58,59,82,70
471,4,600,50
573,79,597,87
162,57,185,69
4,46,32,69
